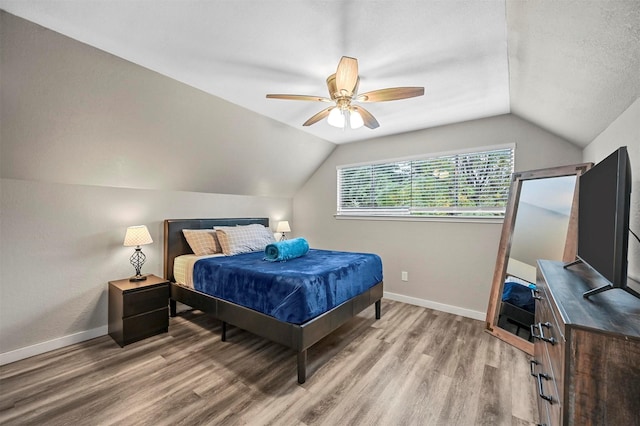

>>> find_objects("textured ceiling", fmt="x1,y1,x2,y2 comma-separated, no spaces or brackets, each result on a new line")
0,1,638,147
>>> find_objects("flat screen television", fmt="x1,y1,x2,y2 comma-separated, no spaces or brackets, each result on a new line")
567,146,638,299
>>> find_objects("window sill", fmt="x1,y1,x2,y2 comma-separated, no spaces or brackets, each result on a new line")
334,214,504,224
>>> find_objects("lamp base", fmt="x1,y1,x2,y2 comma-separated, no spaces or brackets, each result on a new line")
129,275,147,282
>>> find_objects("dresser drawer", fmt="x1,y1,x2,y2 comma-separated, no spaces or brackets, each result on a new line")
532,355,550,425
123,284,169,317
121,308,168,345
535,260,640,426
533,344,561,421
533,288,563,426
542,342,562,425
539,283,566,404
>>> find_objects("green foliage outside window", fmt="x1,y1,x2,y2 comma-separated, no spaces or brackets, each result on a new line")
337,147,514,218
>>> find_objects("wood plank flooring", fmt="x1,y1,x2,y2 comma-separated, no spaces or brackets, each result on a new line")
0,300,539,425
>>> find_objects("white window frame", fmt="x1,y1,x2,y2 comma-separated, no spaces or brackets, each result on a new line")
336,144,515,223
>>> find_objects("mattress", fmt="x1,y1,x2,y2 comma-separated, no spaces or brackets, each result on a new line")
192,249,383,324
174,253,224,287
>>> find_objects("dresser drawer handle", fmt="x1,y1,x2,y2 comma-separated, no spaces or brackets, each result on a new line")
530,359,539,377
531,288,542,301
530,322,556,345
536,372,554,404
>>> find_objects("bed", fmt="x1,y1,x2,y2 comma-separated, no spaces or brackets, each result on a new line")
498,276,535,339
163,218,384,384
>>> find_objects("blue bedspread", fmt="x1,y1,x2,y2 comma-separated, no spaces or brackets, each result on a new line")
502,281,535,313
193,249,383,324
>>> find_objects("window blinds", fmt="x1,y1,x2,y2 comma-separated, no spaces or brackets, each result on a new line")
337,147,514,218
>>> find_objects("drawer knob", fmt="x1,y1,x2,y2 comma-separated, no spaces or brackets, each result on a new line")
531,322,556,345
531,288,543,301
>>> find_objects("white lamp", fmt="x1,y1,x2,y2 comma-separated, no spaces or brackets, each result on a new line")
276,221,291,241
328,107,364,129
349,109,364,129
327,108,345,128
123,225,153,281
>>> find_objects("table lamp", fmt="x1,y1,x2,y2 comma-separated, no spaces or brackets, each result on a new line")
123,225,153,281
276,221,291,241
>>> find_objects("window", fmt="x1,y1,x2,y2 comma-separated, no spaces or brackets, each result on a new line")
337,146,514,219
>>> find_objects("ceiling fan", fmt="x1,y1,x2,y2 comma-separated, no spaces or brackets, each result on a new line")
266,56,424,130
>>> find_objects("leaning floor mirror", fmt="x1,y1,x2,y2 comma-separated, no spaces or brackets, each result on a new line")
485,162,592,355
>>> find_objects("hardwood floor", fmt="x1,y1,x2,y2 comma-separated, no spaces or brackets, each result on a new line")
0,300,538,425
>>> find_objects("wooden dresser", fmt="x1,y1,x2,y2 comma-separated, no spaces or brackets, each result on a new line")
532,260,640,426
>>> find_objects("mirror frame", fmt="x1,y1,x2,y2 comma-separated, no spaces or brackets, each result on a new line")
485,162,592,355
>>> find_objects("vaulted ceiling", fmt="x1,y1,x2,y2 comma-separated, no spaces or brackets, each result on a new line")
1,0,638,147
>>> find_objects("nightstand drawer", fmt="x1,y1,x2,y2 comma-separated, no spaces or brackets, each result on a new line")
123,284,169,317
109,275,170,347
121,308,168,345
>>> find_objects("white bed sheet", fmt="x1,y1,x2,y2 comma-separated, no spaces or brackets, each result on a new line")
174,254,224,287
505,275,533,287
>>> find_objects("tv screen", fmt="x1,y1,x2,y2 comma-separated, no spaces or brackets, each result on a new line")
574,146,636,298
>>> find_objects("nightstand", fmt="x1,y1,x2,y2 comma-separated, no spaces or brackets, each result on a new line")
108,274,170,347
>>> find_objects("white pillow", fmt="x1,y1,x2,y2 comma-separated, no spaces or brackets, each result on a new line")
214,224,275,255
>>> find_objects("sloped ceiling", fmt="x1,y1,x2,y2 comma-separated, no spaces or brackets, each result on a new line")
0,0,638,147
508,1,640,146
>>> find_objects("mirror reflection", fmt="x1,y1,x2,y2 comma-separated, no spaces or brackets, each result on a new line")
486,163,591,355
509,176,577,281
498,175,577,339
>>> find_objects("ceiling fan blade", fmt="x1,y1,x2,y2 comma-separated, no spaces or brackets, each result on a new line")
266,94,332,102
303,106,334,126
335,56,359,96
356,87,424,102
352,106,379,129
326,74,337,99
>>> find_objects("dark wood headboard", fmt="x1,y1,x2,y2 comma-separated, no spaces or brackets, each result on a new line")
163,218,270,282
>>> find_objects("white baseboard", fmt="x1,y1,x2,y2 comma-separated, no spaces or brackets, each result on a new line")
383,291,486,321
0,326,108,366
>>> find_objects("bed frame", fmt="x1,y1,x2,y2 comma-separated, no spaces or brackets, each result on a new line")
163,218,383,384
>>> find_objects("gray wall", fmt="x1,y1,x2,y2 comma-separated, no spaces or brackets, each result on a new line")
0,11,335,197
293,114,583,317
0,179,291,359
510,202,571,266
583,97,640,283
0,12,332,361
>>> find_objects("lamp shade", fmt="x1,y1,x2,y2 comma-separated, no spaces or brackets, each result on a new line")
327,108,345,128
349,109,364,129
123,225,153,247
276,221,291,233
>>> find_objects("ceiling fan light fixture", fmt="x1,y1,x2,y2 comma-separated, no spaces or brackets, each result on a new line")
327,108,345,128
266,56,424,131
349,109,364,129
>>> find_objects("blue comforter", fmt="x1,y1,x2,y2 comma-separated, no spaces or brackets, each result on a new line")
502,281,535,313
193,249,383,324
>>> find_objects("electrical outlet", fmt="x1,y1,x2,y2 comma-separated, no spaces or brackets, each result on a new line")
401,271,408,282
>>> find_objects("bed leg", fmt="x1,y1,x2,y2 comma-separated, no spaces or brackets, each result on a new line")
170,299,177,317
221,321,227,342
375,299,381,319
297,350,307,384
